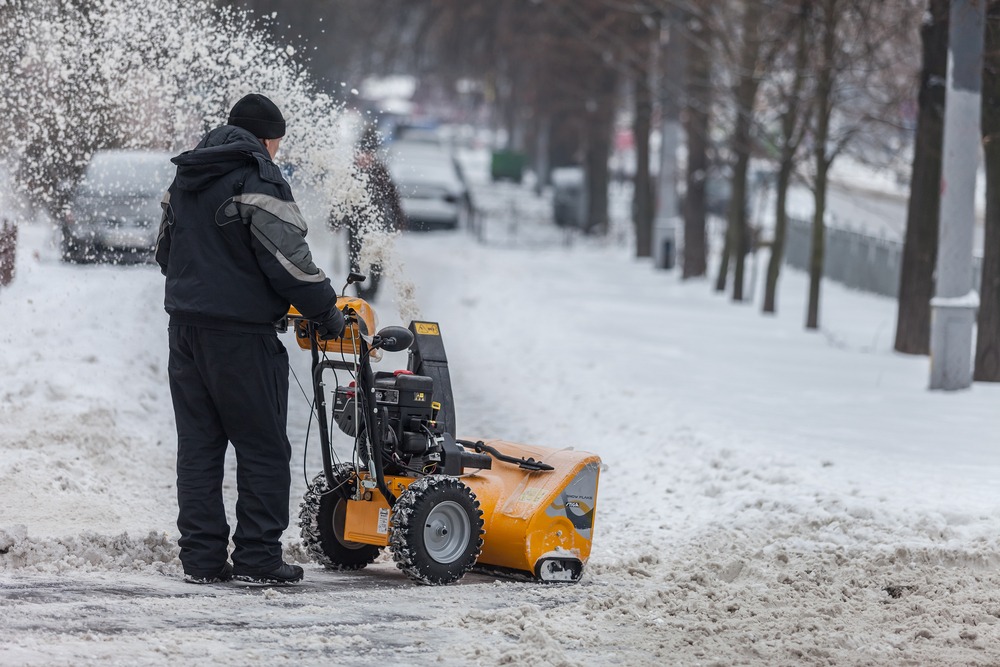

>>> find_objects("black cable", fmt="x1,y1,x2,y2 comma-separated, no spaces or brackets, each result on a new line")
302,397,315,491
388,450,427,477
299,340,349,495
290,359,321,493
288,363,313,411
312,350,353,500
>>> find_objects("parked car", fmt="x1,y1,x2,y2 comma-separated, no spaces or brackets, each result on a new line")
392,123,445,145
385,140,470,231
61,150,175,263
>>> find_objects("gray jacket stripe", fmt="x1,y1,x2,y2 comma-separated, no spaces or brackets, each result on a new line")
234,193,324,283
249,225,327,283
233,193,308,232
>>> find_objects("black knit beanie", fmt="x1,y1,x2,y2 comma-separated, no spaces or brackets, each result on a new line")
228,93,286,139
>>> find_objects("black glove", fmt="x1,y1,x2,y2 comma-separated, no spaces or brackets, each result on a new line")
316,310,346,340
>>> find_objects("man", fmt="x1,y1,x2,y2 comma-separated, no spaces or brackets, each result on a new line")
155,93,344,585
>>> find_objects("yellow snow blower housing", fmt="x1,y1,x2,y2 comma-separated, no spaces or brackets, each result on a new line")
288,297,379,357
288,294,601,585
339,443,599,581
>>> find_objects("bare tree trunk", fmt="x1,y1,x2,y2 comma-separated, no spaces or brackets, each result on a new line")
730,148,751,301
0,220,16,287
895,0,949,355
730,0,763,303
634,62,654,257
763,160,793,313
763,0,811,315
503,77,519,150
807,1,836,331
807,159,829,329
976,0,1000,381
715,2,761,301
682,14,710,279
715,225,732,292
584,64,616,236
978,138,1000,380
533,114,551,191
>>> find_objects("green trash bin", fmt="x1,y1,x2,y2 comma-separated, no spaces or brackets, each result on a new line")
490,150,525,183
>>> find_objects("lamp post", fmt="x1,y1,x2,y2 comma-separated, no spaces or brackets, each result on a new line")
930,0,985,390
653,11,685,270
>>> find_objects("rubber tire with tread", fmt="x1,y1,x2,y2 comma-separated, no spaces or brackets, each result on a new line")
299,465,381,570
389,475,484,585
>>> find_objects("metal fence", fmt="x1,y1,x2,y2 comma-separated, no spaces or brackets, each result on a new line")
784,216,983,298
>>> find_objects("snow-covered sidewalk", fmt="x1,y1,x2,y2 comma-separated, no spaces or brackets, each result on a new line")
1,208,998,665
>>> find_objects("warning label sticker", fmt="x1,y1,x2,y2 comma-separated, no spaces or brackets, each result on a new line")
414,322,440,336
517,487,546,505
377,508,390,534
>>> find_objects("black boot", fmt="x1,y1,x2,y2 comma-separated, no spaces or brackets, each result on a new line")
233,562,304,585
184,562,233,585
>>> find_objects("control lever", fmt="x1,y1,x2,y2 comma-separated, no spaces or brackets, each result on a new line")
341,272,367,297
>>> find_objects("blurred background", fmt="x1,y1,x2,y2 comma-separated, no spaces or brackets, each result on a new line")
0,0,995,384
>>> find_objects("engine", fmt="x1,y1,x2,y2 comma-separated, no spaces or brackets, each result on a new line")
333,370,438,471
332,369,490,476
373,370,437,455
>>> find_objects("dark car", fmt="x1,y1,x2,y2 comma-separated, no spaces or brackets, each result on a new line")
61,150,174,263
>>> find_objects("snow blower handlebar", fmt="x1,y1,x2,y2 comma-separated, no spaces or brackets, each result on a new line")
370,326,414,353
341,271,367,297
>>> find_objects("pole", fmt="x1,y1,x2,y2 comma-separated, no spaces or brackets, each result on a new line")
930,0,984,390
653,12,685,270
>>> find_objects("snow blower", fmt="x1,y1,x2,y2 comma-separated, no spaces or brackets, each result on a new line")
286,274,600,585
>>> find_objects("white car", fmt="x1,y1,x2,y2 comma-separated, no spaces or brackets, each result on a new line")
386,140,469,231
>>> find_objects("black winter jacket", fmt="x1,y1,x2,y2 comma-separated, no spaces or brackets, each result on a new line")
155,126,339,331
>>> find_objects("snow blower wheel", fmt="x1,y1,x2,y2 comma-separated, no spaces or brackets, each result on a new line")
299,465,382,570
389,476,484,585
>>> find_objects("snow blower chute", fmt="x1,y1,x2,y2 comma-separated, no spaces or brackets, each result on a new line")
286,277,600,585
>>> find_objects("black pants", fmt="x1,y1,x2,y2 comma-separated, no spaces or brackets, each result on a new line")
167,325,291,576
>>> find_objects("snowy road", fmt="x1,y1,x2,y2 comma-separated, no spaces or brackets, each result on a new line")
2,201,999,665
0,569,650,666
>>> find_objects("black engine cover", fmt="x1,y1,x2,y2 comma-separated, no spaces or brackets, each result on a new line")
374,372,435,454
